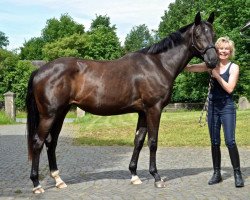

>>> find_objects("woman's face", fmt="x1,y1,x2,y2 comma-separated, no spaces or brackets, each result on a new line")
216,43,231,61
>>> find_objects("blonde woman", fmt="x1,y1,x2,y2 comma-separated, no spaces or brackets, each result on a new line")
186,37,244,187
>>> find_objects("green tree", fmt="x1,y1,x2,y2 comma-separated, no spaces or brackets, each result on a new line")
42,33,88,60
86,26,123,60
0,49,18,100
90,14,114,30
42,13,85,43
124,24,154,53
9,61,36,109
158,0,195,38
0,31,9,48
85,15,123,60
43,14,123,61
0,49,35,109
20,37,45,60
20,14,85,60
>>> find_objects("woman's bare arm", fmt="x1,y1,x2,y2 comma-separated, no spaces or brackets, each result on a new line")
185,62,209,72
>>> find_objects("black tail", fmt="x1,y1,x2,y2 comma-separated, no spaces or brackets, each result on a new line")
26,70,39,160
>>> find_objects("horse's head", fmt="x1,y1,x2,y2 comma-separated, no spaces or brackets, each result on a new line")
191,12,218,69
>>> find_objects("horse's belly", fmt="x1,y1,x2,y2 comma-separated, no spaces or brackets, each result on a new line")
75,94,144,116
78,104,135,116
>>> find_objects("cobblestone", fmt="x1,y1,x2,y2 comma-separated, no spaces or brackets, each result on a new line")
0,124,249,199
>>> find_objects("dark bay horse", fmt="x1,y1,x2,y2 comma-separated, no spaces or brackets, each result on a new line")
26,12,218,193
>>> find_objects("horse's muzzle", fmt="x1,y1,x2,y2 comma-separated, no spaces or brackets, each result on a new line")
205,58,218,69
204,48,218,69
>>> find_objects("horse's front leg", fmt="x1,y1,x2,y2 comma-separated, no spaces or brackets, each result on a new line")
147,107,165,188
129,112,147,185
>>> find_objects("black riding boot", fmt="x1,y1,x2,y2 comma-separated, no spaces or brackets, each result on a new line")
228,145,244,187
208,145,222,185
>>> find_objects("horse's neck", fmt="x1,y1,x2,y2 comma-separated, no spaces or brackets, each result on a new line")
160,43,193,78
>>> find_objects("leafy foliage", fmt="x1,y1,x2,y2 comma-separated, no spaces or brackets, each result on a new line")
0,49,19,99
20,14,85,60
90,15,114,30
21,14,122,61
83,15,123,60
42,33,88,60
42,13,85,43
85,26,123,60
9,61,36,109
20,37,45,60
172,72,210,102
0,31,9,48
124,24,154,53
0,49,36,109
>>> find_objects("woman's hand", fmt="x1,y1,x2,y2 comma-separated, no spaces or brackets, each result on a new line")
211,69,220,79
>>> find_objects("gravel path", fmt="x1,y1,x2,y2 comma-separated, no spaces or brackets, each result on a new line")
0,124,249,199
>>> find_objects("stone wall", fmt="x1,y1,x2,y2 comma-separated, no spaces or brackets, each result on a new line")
164,102,204,111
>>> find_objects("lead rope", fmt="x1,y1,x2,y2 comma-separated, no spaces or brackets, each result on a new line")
199,72,213,127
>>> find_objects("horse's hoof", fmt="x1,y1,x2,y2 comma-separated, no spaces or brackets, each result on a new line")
33,185,45,194
154,180,166,188
56,181,67,189
131,175,142,185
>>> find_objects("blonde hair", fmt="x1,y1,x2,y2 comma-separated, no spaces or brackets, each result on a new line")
215,36,235,58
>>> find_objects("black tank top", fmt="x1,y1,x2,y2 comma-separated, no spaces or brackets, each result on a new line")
209,62,233,100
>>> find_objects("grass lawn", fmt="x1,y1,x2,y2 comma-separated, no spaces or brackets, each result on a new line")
0,111,15,124
73,110,250,147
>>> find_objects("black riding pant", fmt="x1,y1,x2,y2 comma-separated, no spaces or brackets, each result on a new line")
207,97,236,148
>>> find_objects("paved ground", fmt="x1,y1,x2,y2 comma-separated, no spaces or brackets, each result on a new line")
0,123,249,200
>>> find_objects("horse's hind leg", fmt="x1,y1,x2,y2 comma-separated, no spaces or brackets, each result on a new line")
30,117,55,194
45,107,70,189
129,112,147,185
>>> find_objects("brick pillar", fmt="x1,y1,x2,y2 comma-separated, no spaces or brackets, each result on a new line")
4,91,16,120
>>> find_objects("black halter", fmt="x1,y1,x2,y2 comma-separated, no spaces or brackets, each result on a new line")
191,25,216,57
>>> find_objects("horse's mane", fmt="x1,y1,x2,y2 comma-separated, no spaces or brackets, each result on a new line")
138,23,193,54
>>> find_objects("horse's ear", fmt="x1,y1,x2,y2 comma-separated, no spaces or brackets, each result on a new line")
195,12,201,25
207,12,215,24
